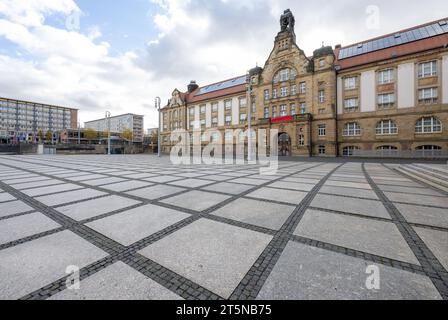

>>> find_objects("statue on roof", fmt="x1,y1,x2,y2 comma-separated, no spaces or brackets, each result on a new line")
280,9,295,32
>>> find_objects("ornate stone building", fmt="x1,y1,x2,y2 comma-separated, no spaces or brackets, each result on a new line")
160,10,448,157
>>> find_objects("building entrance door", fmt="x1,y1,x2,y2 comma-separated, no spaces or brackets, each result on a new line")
278,133,291,156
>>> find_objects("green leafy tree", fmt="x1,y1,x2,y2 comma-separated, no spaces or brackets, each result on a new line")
84,128,97,142
121,129,133,144
45,130,53,144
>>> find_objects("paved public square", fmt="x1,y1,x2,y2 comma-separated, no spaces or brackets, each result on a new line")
0,155,447,300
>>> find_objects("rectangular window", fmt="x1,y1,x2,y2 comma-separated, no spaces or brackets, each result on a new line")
418,87,438,104
280,105,288,116
298,134,305,146
200,105,206,114
291,85,297,96
273,89,278,99
378,69,394,84
299,82,306,94
264,90,270,100
318,145,326,155
225,115,232,125
344,98,359,112
318,90,325,103
272,106,278,118
299,102,306,114
239,113,247,123
200,119,206,127
418,61,437,78
189,120,194,128
280,87,288,97
344,77,357,90
264,107,269,118
212,103,218,113
224,100,232,110
318,125,326,137
290,104,296,116
212,117,218,127
378,93,395,108
239,97,247,108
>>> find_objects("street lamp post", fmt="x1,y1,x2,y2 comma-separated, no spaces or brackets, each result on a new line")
77,122,81,145
105,111,111,155
246,72,253,162
155,97,161,157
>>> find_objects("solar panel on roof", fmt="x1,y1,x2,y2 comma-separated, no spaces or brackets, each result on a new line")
196,76,246,96
338,20,448,60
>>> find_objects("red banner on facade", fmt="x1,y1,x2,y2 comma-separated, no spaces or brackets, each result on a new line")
271,116,294,124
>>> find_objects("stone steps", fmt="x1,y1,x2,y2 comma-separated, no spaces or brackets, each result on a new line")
397,164,448,193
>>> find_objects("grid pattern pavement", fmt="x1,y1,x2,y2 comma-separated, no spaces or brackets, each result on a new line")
0,155,447,300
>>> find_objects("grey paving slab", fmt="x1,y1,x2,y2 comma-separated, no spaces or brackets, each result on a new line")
56,195,142,221
82,177,128,186
13,180,65,190
121,173,157,179
35,189,107,207
201,182,254,195
0,212,61,245
311,194,390,219
282,177,321,184
21,184,83,197
68,174,107,182
86,204,190,246
294,209,419,264
199,175,233,182
414,227,448,271
144,176,182,183
268,181,315,192
0,230,108,300
373,179,422,187
0,200,34,218
257,242,441,300
4,177,50,185
212,198,294,230
174,172,207,178
161,190,231,212
0,193,15,202
385,192,448,208
101,180,154,192
139,219,272,299
378,185,443,196
246,187,307,205
169,178,214,188
126,185,185,200
319,186,378,200
49,261,182,300
232,178,267,186
325,180,372,190
395,203,448,229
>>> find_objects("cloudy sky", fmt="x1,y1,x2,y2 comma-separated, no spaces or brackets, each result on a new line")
0,0,446,129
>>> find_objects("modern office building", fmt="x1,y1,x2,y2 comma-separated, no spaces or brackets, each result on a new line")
84,113,144,143
0,97,78,144
160,10,448,157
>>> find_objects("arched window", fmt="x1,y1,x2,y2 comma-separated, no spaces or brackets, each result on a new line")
343,122,361,136
415,117,442,134
273,68,297,83
416,145,442,151
376,120,398,135
343,146,360,157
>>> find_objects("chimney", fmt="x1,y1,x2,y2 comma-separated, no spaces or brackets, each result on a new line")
188,80,199,93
